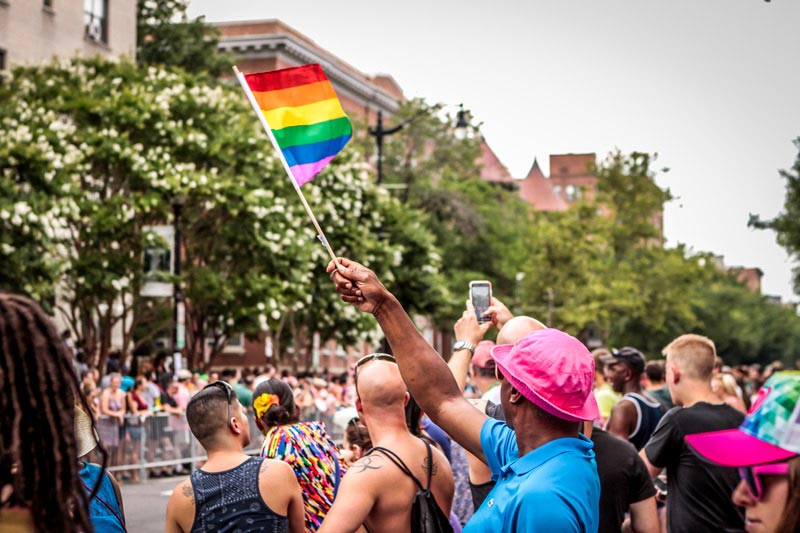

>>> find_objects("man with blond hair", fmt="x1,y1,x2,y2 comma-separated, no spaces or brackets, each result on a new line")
640,334,745,533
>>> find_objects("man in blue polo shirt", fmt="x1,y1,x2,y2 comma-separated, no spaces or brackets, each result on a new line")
467,331,599,532
327,258,600,532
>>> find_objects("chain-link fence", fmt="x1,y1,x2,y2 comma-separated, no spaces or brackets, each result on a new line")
93,411,344,481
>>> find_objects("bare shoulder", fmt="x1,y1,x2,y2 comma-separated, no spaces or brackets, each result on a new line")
259,458,296,483
171,478,194,505
166,478,194,517
427,443,452,477
616,398,638,414
346,452,388,479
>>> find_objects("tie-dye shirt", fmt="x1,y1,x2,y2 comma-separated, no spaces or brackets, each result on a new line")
261,421,344,532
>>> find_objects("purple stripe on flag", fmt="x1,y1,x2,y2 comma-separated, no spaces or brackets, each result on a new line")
290,156,336,186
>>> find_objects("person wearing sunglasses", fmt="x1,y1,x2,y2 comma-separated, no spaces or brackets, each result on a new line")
686,371,800,533
320,353,455,533
165,380,305,533
327,258,599,532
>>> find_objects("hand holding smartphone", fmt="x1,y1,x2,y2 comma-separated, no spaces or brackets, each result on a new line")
469,280,492,323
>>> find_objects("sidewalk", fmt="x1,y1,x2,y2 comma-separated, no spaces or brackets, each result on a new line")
119,474,188,532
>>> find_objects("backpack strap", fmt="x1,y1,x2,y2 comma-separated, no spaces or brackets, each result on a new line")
422,438,433,491
368,445,424,491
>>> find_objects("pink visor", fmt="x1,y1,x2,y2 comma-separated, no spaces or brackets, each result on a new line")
686,428,798,467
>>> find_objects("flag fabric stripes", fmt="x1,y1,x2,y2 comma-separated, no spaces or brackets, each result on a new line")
244,64,352,186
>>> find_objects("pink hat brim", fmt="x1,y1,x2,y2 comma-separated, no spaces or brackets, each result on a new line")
686,428,798,467
491,343,599,422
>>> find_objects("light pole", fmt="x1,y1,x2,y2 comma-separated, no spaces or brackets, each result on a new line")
369,104,469,185
172,196,185,375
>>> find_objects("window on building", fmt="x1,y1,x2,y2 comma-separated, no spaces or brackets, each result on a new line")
0,49,5,71
84,0,107,44
43,0,53,8
552,185,562,197
565,184,582,202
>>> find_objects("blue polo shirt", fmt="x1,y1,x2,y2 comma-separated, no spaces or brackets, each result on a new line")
464,418,600,533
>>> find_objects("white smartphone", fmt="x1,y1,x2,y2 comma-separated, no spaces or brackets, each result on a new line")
469,280,492,323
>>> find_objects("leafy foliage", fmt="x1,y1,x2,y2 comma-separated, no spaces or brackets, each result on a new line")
137,0,232,77
750,137,800,295
0,58,442,371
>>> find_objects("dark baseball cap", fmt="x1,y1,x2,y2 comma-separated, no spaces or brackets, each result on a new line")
599,347,646,373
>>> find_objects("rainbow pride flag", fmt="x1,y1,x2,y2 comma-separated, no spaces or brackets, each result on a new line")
244,64,352,186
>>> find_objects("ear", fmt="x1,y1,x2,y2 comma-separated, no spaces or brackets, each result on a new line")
255,417,265,432
229,414,242,435
624,367,635,383
509,387,524,405
403,391,410,407
672,366,681,385
355,397,363,414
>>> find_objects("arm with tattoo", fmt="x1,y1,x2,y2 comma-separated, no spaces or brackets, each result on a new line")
318,455,383,532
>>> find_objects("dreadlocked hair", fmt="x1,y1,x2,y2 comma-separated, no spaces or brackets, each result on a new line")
0,291,98,532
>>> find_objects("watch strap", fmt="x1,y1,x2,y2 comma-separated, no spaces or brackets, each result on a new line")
453,340,476,354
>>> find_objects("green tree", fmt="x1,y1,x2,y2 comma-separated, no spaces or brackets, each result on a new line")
0,57,444,372
593,150,672,259
374,99,533,323
750,137,800,295
137,0,232,77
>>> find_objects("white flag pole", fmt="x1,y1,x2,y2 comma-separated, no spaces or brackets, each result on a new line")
233,66,341,269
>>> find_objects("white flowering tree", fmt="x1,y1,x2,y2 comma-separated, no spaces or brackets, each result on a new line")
0,58,444,371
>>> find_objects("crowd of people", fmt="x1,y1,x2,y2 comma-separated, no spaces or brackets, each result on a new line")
2,255,800,532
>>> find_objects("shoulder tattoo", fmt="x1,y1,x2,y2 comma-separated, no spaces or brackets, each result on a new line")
181,481,194,506
422,455,438,477
350,455,384,474
259,459,272,474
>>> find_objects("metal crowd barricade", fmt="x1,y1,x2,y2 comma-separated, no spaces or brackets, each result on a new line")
95,412,265,481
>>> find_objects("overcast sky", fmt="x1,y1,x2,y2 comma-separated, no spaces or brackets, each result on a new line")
189,0,800,302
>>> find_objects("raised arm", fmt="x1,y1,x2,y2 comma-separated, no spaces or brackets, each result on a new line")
328,258,488,459
448,301,492,392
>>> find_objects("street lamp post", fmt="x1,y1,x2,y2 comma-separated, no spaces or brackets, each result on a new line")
369,104,469,185
172,196,185,375
369,111,404,185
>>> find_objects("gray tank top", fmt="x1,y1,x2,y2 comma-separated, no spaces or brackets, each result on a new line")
190,457,288,533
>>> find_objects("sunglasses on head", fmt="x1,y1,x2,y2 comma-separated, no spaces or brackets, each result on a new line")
738,462,790,501
202,380,234,424
354,353,396,386
355,353,396,369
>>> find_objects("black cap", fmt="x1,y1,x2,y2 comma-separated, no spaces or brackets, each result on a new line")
599,347,646,374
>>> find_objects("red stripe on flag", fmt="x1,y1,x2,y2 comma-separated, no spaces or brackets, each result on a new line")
245,64,328,92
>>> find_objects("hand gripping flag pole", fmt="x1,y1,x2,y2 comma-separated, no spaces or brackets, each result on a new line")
233,64,353,269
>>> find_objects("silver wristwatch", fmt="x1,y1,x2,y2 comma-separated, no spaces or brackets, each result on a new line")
452,340,476,354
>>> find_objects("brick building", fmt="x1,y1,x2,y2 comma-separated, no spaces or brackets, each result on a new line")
729,267,764,293
517,158,568,212
0,0,136,70
215,19,401,127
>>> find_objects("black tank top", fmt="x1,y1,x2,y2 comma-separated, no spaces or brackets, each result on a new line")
624,392,665,450
190,457,288,533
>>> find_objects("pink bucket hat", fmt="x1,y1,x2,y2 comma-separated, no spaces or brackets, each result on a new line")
686,371,800,467
491,329,599,422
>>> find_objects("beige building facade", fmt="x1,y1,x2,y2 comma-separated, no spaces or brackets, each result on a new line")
0,0,136,70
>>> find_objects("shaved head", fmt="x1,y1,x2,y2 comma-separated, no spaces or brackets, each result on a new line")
497,315,547,345
356,360,407,410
